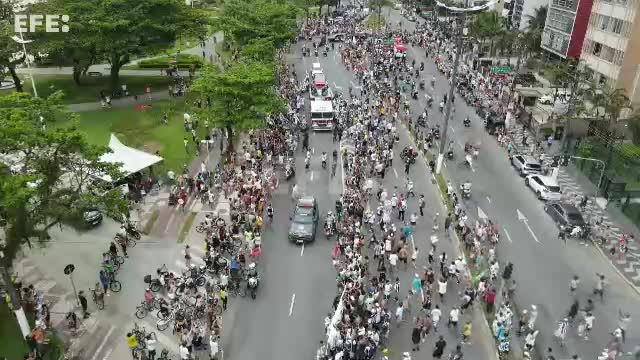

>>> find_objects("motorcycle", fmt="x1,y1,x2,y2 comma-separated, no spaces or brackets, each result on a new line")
247,276,259,300
419,81,425,90
463,117,471,127
285,163,295,180
323,50,328,57
426,96,433,107
439,102,444,112
412,90,418,100
324,218,336,237
460,183,472,199
447,150,454,160
146,264,169,292
314,49,318,57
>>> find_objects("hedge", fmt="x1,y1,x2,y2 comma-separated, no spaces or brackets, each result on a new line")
137,54,203,69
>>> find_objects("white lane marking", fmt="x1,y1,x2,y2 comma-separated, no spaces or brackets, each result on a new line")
393,168,399,178
310,171,314,181
486,196,492,203
163,210,176,234
300,244,305,256
443,161,447,168
517,209,541,243
503,228,513,243
101,348,113,360
450,127,455,134
91,325,115,360
289,293,296,316
458,142,465,150
312,147,315,154
471,165,476,173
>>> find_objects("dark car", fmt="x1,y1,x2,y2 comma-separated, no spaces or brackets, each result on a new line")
544,202,586,229
288,196,319,243
328,33,345,42
82,208,103,227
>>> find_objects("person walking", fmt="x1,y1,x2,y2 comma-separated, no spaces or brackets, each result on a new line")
462,321,472,344
431,305,442,330
449,306,460,330
432,335,447,359
444,213,452,233
184,245,192,268
146,334,157,360
126,333,138,359
219,288,228,311
570,275,579,295
411,325,422,351
438,277,447,302
395,302,405,327
418,195,425,216
99,270,110,296
78,291,90,319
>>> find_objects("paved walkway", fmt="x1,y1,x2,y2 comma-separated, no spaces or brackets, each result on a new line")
67,91,175,112
508,124,640,289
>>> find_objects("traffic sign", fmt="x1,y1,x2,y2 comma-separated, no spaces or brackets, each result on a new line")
64,264,75,275
490,66,512,75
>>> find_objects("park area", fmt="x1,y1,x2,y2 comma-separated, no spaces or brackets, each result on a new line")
59,99,208,174
1,74,175,104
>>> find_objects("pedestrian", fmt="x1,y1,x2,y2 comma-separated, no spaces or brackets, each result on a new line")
593,273,605,301
448,306,460,330
567,299,579,322
411,247,419,269
395,302,405,326
432,335,446,359
184,137,190,153
431,305,442,329
438,277,447,301
547,135,553,148
184,245,192,268
462,321,472,344
78,291,90,319
570,275,579,294
554,318,569,347
219,288,227,310
583,312,595,340
411,326,421,351
209,335,220,360
618,310,631,343
99,270,110,296
428,245,435,264
389,251,399,274
444,213,452,233
146,334,157,360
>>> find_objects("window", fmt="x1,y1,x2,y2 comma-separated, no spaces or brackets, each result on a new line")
552,0,577,10
613,50,625,65
547,8,575,33
599,15,610,30
592,42,602,56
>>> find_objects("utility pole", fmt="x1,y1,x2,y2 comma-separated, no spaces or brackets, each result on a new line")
435,11,465,174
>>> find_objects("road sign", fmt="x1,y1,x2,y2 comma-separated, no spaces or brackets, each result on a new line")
63,264,75,275
490,66,512,75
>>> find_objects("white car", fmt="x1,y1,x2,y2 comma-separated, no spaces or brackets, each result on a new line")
525,174,562,201
538,95,553,105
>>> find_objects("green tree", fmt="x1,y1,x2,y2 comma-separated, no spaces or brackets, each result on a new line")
45,0,208,89
190,64,285,150
472,12,504,56
369,0,393,30
0,93,129,265
525,5,547,30
216,0,298,48
0,3,26,92
629,112,640,145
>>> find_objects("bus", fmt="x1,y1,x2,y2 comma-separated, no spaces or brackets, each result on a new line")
310,100,334,131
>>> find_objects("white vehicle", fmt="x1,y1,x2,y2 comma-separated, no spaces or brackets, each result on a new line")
310,86,334,101
310,100,334,131
538,95,553,105
311,63,323,77
525,174,562,201
394,3,402,9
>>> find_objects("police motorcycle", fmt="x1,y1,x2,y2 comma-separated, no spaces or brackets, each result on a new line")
246,263,260,300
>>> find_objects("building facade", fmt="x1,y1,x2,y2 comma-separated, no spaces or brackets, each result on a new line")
501,0,549,30
541,0,594,58
579,0,640,105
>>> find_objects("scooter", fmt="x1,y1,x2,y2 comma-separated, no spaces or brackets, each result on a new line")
323,50,328,57
285,163,295,180
247,276,259,300
463,117,471,127
460,184,472,199
447,150,454,160
314,49,318,57
412,90,418,100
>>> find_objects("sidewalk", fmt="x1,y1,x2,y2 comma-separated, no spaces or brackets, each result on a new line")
507,124,640,290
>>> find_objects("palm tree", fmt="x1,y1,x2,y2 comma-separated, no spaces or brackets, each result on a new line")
629,111,640,145
525,5,547,30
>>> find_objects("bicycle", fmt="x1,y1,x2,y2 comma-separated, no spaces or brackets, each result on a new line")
135,299,160,319
106,272,122,292
227,280,246,297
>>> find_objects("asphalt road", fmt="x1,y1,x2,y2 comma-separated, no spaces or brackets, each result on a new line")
385,8,640,359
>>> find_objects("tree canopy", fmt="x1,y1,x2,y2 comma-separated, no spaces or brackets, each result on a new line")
190,63,285,148
216,0,298,48
34,0,209,88
0,93,129,265
0,2,26,92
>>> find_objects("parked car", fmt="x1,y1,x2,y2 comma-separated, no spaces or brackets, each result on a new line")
544,202,586,229
288,196,319,243
511,154,543,177
525,174,562,201
538,95,553,105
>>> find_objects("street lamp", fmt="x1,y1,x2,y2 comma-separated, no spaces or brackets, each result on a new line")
11,32,38,98
434,0,496,174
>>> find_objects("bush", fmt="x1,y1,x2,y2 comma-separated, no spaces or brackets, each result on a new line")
137,54,203,69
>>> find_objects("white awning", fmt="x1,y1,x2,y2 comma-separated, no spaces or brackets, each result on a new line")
98,134,163,182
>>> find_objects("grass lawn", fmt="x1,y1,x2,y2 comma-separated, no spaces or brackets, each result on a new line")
63,99,209,174
1,75,174,104
0,303,29,360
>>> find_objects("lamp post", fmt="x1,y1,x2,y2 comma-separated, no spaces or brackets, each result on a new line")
434,0,493,174
11,32,38,98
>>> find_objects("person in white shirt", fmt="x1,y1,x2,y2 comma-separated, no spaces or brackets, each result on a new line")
146,335,157,360
209,335,220,360
438,278,448,301
431,305,442,329
179,343,190,360
449,307,460,328
389,252,399,273
395,303,405,324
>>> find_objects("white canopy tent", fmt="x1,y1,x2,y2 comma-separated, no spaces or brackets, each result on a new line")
98,134,163,182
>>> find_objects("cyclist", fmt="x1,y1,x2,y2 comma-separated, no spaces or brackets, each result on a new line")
321,151,328,169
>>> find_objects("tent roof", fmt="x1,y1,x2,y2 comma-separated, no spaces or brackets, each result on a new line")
98,134,163,182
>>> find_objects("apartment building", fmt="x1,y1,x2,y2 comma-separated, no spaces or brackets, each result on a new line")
500,0,549,29
580,0,640,105
541,0,594,58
